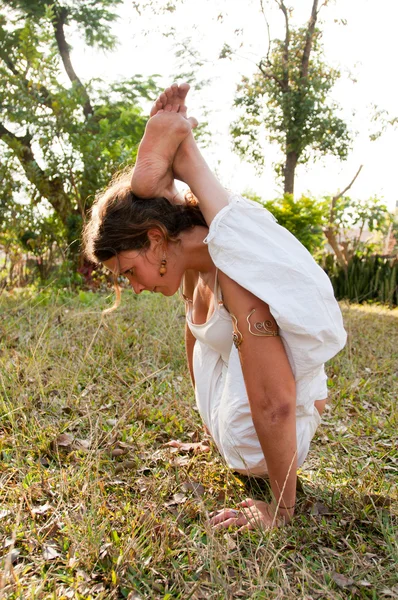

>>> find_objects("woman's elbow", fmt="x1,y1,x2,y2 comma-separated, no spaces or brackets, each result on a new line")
250,388,296,425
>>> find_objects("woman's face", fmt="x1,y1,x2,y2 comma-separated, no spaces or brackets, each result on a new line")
103,232,183,297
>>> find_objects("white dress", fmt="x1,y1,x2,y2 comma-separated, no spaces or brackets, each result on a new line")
186,193,347,476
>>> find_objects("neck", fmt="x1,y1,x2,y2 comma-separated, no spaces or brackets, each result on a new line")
179,226,214,274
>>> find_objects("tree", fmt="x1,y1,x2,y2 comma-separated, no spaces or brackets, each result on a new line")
228,0,351,196
0,0,159,263
323,168,392,270
245,191,325,254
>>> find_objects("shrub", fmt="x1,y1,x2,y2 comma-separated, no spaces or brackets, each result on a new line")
323,253,397,307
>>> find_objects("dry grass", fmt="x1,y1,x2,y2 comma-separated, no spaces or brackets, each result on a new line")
0,289,397,599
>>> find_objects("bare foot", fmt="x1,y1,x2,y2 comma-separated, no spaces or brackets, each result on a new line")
130,110,195,200
149,83,201,185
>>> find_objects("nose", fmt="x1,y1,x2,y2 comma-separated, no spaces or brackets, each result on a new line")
131,281,145,294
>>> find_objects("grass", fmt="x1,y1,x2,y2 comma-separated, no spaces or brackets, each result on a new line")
0,288,397,599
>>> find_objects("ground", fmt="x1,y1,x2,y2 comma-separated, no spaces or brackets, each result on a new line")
0,289,397,599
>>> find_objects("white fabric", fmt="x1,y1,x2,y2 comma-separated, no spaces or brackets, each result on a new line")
186,271,233,364
189,193,346,476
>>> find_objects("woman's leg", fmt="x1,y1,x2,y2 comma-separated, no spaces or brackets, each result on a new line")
142,84,231,225
130,100,197,202
315,399,327,416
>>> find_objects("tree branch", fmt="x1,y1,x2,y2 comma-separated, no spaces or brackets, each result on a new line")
0,122,72,223
275,0,290,92
53,7,94,118
323,165,363,271
330,164,363,220
0,49,53,109
300,0,319,80
258,60,285,89
259,0,272,63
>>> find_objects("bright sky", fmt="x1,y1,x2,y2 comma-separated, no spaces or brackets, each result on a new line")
74,0,398,211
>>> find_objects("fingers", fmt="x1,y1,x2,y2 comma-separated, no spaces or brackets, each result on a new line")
209,508,248,530
238,497,255,508
237,523,254,532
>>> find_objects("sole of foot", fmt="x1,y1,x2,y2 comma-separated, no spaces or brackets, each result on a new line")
131,111,195,199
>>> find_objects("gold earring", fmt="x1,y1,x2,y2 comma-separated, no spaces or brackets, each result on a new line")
159,255,167,277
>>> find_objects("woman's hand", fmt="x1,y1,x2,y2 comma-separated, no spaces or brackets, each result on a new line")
164,440,210,454
209,498,294,532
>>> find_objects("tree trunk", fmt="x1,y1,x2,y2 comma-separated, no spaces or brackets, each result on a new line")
323,227,348,271
53,8,94,119
284,150,298,195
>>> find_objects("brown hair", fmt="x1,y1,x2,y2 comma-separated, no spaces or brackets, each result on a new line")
83,168,207,265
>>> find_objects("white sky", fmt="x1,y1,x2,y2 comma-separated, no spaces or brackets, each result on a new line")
73,0,398,211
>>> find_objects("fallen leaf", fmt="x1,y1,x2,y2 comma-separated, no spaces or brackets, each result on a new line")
164,493,187,507
42,545,61,560
350,377,362,389
363,494,392,508
9,548,20,564
54,433,74,447
81,383,95,397
91,584,106,594
75,438,90,450
188,430,201,442
223,533,237,550
171,456,190,467
310,501,332,516
32,503,52,515
336,425,348,434
114,460,136,473
331,572,355,588
181,481,205,496
99,542,112,559
380,587,398,598
111,448,128,457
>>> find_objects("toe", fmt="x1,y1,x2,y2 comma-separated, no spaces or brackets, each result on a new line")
159,92,167,106
187,116,198,129
149,99,163,117
179,82,190,100
165,87,173,103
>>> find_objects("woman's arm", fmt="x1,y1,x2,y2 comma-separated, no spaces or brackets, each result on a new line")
173,120,298,524
185,321,195,387
219,273,297,521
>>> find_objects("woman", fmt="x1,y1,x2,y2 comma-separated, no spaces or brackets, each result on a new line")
83,83,346,531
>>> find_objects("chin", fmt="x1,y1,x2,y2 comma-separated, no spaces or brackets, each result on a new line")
162,289,176,297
